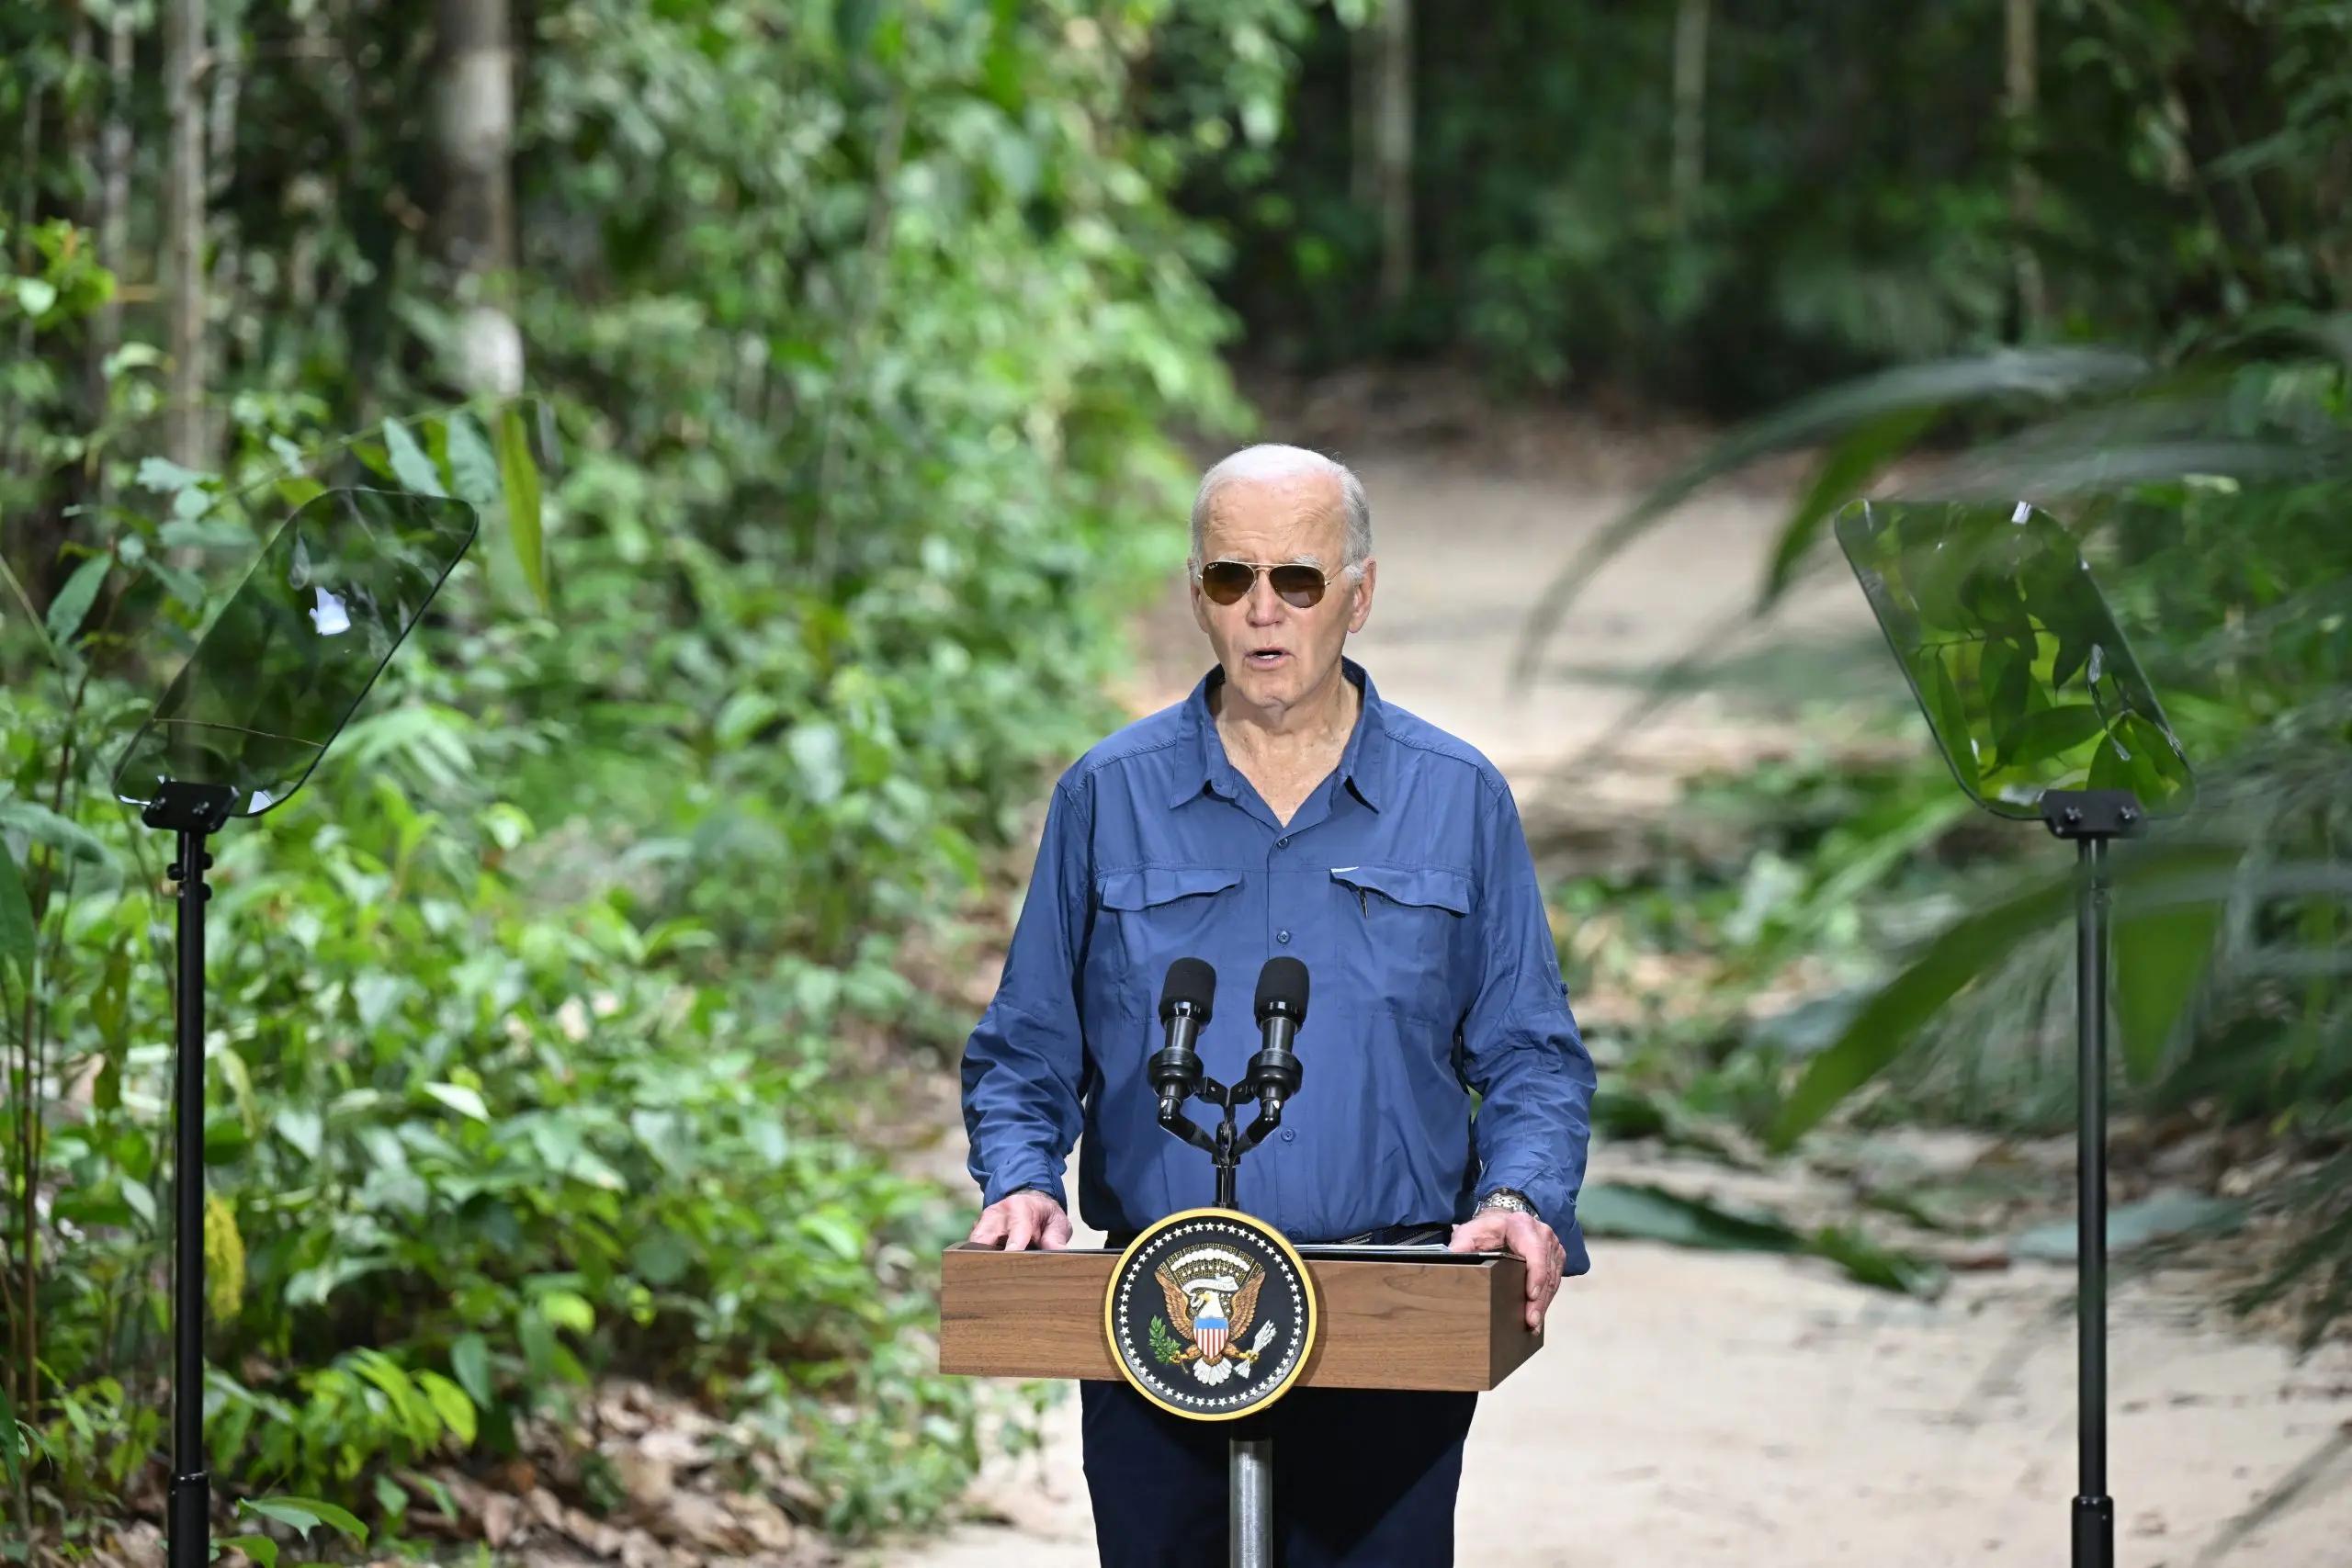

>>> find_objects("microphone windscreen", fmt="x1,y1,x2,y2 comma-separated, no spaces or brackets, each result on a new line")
1254,956,1309,1023
1159,956,1216,1022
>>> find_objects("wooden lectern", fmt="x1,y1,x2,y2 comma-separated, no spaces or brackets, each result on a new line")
939,1242,1542,1392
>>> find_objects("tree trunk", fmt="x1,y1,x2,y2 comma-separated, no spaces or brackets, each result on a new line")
203,0,242,453
90,2,133,435
2006,0,2046,334
1358,0,1412,310
1671,0,1709,231
164,0,207,466
434,0,523,396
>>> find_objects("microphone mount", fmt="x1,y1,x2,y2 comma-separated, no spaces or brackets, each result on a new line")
1155,958,1309,1211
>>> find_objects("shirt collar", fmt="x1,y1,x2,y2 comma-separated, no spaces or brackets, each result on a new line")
1169,656,1389,813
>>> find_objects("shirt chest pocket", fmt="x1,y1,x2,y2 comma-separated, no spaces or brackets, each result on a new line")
1095,866,1245,1001
1329,863,1474,1029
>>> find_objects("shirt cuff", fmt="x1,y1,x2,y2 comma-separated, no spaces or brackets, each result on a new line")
979,1161,1067,1211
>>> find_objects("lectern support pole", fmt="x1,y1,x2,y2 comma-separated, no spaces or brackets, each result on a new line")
1230,1437,1272,1566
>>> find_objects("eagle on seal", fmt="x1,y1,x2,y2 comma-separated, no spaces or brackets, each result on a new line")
1157,1261,1266,1373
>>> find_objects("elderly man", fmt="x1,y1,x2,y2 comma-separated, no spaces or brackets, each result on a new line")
960,444,1596,1567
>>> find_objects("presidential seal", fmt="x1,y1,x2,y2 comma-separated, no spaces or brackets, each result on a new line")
1103,1207,1317,1420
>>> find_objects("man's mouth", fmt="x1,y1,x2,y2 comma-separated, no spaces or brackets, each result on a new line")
1245,648,1290,668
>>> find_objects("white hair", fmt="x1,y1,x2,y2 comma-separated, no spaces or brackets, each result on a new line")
1188,444,1372,579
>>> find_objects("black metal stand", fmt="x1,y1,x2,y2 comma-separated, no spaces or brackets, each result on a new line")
142,782,236,1568
2040,787,2141,1568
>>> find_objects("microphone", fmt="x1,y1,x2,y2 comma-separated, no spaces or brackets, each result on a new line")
1150,957,1216,1120
1248,956,1308,1119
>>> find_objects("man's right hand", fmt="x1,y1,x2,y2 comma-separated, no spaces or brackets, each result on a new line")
967,1189,1072,1251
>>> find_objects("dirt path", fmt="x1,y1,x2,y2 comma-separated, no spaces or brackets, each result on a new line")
869,412,2352,1567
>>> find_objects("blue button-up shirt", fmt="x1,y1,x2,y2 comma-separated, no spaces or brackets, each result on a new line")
960,658,1597,1272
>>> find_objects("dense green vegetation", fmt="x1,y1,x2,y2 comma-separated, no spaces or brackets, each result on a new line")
3,0,2347,1560
1,0,1295,1554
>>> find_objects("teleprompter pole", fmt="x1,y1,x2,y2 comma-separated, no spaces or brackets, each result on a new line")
167,827,214,1568
2074,832,2114,1567
2041,788,2137,1568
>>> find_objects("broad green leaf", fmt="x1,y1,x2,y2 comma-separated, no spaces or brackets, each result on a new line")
1769,869,2077,1150
217,1535,278,1568
422,1082,491,1122
381,419,447,498
1510,346,2149,682
0,840,32,987
493,404,548,609
2011,1189,2246,1260
449,1332,493,1407
1811,1225,1947,1298
414,1370,479,1446
243,1496,367,1545
0,1379,25,1498
2114,890,2225,1082
0,799,114,866
1578,1182,1801,1254
444,412,501,508
1760,403,1939,609
1991,704,2105,772
0,551,63,667
535,1289,594,1334
1920,646,1979,794
43,555,109,646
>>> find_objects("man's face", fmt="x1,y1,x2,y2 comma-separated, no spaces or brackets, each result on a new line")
1189,470,1375,714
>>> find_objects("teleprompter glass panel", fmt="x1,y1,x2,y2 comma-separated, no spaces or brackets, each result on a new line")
1834,498,2193,819
109,489,476,816
110,399,557,818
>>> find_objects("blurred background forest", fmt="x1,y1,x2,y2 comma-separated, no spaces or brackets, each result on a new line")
2,1,2347,1563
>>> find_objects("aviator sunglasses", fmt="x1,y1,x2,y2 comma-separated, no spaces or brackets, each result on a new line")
1196,558,1337,609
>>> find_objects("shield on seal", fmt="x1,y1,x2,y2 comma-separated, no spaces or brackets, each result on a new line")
1195,1302,1227,1362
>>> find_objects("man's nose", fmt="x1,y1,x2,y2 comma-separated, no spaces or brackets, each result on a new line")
1246,576,1285,623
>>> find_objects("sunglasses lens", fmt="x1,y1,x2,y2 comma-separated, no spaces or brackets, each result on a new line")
1200,561,1254,604
1270,565,1327,607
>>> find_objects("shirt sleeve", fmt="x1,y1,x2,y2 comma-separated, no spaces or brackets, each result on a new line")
959,774,1094,1209
1459,771,1599,1274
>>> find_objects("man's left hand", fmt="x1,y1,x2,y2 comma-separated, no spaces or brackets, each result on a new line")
1448,1210,1568,1333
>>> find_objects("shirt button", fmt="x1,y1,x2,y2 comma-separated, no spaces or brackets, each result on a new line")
1275,929,1291,944
1281,1128,1296,1143
1274,836,1290,850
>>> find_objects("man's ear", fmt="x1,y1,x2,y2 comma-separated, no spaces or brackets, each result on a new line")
1189,573,1211,636
1346,558,1376,634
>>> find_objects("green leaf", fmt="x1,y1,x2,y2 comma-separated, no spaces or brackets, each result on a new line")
1,799,114,866
0,1379,26,1498
2114,889,2225,1082
493,404,548,610
414,1370,479,1446
1510,346,2149,682
1992,704,2105,772
217,1535,279,1568
450,1333,493,1407
381,419,447,498
1760,404,1939,609
2011,1189,2246,1260
444,412,502,508
1578,1183,1804,1254
1768,869,2078,1150
242,1496,367,1545
0,840,33,987
1811,1225,1947,1298
15,276,58,316
43,555,109,646
1920,645,1979,795
535,1289,595,1334
422,1082,491,1122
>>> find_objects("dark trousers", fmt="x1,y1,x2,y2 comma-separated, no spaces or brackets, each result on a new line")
1079,1379,1477,1567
